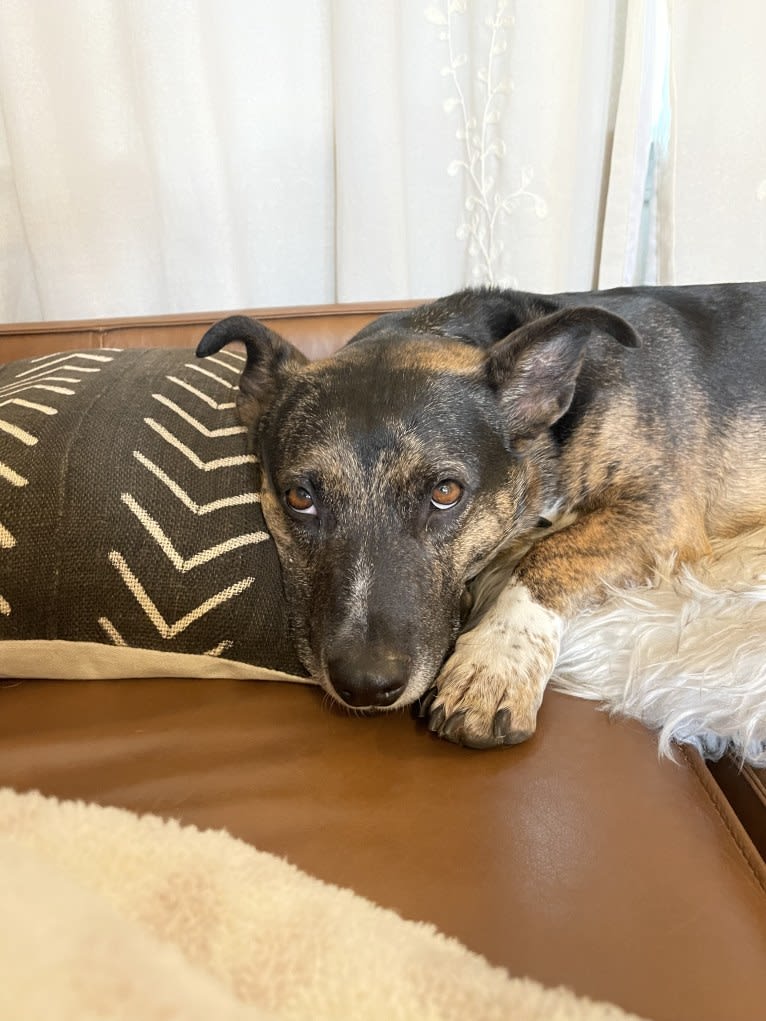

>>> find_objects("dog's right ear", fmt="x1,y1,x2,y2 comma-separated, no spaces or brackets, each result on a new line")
484,306,640,438
196,315,308,428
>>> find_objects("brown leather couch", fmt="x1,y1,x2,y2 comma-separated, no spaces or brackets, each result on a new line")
1,304,765,1021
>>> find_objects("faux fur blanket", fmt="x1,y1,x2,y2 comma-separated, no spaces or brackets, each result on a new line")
0,788,644,1021
554,524,766,767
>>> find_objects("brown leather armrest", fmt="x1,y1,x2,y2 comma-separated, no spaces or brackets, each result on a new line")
0,300,421,363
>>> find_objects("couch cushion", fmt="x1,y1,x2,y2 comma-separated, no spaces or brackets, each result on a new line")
0,678,764,1021
0,347,307,683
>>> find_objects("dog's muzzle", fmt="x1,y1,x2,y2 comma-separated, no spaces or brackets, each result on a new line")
326,647,411,709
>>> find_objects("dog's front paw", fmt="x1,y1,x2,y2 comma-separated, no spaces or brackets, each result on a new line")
425,584,562,749
426,644,545,749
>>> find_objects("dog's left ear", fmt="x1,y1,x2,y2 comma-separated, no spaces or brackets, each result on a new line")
484,306,641,438
196,315,308,428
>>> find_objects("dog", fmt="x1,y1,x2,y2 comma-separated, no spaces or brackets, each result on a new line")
197,284,766,748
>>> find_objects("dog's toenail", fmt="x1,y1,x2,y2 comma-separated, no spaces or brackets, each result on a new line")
441,710,467,741
427,705,446,733
412,687,437,719
493,708,511,739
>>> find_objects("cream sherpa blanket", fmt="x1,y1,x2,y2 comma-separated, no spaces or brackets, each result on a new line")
0,788,645,1021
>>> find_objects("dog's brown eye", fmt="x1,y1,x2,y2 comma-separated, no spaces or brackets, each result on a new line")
430,480,463,510
285,486,317,515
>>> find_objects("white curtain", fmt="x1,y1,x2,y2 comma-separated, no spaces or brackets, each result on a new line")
0,0,764,324
0,0,336,321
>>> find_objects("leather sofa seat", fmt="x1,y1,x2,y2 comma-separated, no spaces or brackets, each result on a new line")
1,679,765,1021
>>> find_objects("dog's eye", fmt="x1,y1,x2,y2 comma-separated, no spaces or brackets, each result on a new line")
285,486,317,516
430,480,463,510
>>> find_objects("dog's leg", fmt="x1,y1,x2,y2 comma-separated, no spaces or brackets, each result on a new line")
428,504,704,748
426,577,563,748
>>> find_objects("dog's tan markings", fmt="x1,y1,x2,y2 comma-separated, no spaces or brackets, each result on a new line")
397,340,485,375
707,416,766,536
430,582,563,748
513,493,711,619
370,429,440,503
450,494,525,582
259,488,295,551
511,389,718,617
555,395,656,503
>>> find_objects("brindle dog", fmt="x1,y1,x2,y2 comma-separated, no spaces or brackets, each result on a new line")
197,284,766,748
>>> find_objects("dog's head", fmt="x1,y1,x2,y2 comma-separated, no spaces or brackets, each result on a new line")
197,290,638,711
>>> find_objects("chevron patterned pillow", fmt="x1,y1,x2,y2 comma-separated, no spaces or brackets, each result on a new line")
0,347,309,683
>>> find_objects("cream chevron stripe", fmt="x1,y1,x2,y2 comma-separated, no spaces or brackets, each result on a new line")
166,376,236,411
0,398,57,415
108,550,255,639
205,640,234,657
15,366,101,380
219,349,246,362
0,462,27,487
0,596,10,616
145,418,256,470
18,352,114,374
151,393,246,437
0,523,16,549
0,378,80,397
0,384,76,398
6,374,83,386
98,617,127,646
0,420,37,446
121,493,268,571
198,355,242,374
186,364,238,389
133,451,260,514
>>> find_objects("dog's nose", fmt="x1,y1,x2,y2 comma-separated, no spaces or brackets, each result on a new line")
326,651,410,708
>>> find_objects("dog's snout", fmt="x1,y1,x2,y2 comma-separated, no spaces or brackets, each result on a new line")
327,650,411,709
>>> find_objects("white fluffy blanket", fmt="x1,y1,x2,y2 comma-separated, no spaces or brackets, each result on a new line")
0,788,644,1021
554,525,766,766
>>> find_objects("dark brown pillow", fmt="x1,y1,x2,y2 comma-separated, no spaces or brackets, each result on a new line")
0,346,308,683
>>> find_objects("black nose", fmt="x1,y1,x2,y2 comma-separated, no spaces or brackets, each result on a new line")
326,650,410,708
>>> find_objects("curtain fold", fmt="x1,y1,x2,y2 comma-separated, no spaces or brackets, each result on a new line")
597,0,668,289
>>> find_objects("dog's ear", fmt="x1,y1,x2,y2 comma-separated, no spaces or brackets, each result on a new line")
484,306,640,437
196,315,308,428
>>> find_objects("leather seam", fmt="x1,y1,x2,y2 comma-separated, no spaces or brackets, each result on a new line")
680,744,766,897
743,764,766,805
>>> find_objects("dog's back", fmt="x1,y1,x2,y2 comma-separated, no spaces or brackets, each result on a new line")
554,283,766,538
564,282,765,408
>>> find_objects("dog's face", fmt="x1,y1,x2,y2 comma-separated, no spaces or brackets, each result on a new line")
197,293,638,711
255,335,542,709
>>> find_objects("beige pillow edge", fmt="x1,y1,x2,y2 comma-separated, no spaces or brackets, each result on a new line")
0,639,313,684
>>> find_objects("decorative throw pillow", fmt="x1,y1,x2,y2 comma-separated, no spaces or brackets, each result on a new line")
0,346,309,683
